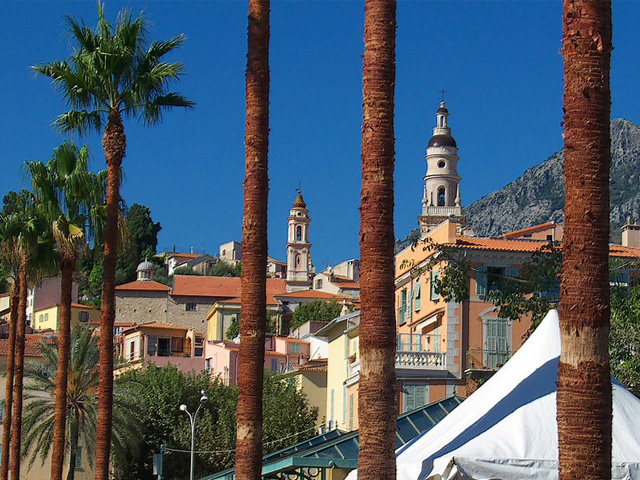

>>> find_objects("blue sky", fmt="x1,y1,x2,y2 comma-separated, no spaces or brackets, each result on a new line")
1,1,639,271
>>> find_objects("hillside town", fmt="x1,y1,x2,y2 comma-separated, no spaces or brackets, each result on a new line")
1,1,639,480
4,100,640,480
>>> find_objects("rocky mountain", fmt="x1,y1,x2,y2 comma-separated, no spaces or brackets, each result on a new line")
397,118,640,250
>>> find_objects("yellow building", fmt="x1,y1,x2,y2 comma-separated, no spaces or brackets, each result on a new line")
33,303,100,332
280,358,328,426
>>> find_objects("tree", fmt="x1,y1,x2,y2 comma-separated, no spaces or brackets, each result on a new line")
558,1,613,479
21,325,139,480
26,142,105,480
235,0,270,478
207,261,241,277
34,6,194,477
126,204,161,262
225,316,240,341
112,366,316,480
610,286,640,397
358,1,397,478
290,300,343,331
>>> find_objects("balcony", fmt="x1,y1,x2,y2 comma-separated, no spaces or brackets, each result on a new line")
395,350,446,369
466,349,511,371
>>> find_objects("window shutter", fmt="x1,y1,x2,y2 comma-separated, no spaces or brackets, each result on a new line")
413,281,421,311
476,266,487,296
430,269,440,301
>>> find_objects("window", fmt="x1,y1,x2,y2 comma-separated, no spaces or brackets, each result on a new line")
38,314,43,324
270,358,278,371
437,160,445,168
185,302,197,311
79,311,89,323
171,337,184,353
75,446,82,469
430,269,440,301
348,394,354,431
437,187,446,207
157,338,171,356
194,348,203,357
205,358,212,373
403,384,429,413
398,289,407,325
484,319,510,369
330,389,335,428
129,341,136,361
487,267,506,292
290,342,301,354
413,281,421,311
296,226,302,242
147,336,158,356
315,279,323,289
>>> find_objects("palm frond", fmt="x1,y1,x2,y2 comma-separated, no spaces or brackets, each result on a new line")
54,110,103,136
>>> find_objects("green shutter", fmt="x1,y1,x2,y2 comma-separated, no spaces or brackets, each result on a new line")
476,266,487,296
430,269,440,301
413,281,421,311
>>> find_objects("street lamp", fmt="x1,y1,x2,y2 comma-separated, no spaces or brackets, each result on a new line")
180,390,208,480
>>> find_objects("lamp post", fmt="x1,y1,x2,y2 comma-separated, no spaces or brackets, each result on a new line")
179,390,208,480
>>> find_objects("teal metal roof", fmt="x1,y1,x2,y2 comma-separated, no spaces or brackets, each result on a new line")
200,395,463,480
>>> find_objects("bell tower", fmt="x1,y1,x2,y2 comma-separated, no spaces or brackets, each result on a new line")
419,101,465,237
286,190,313,292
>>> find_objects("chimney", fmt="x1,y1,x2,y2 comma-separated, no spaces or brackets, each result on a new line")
621,216,640,247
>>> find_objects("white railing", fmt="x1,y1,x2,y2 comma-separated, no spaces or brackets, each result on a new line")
347,358,360,378
395,351,446,369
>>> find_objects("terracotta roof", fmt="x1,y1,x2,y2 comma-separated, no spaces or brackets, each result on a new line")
71,303,98,310
172,276,286,298
0,334,56,357
169,252,202,260
610,244,640,258
275,290,348,300
121,322,189,335
89,320,137,328
115,280,171,292
267,257,286,266
0,292,10,298
445,236,548,253
502,222,558,238
291,358,328,372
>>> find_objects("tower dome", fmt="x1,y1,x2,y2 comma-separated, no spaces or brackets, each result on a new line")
136,259,156,281
292,191,307,209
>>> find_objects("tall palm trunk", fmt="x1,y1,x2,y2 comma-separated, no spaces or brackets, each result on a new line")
10,264,28,480
558,1,612,479
1,283,19,480
235,1,270,478
358,1,397,479
51,257,76,480
66,413,80,480
95,110,125,480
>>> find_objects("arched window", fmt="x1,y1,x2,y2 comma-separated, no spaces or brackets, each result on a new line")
296,254,300,267
296,226,302,241
437,187,446,206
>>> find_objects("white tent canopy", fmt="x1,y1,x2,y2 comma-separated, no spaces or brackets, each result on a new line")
348,310,640,480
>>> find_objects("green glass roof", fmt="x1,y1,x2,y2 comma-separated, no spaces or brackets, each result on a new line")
200,395,463,480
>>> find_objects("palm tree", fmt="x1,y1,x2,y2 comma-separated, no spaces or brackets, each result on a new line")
558,1,613,479
26,143,105,480
1,192,55,480
357,0,397,479
33,5,193,477
21,325,139,480
235,0,270,478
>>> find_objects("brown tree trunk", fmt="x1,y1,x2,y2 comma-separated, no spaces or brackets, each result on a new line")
0,283,19,480
558,1,612,480
358,1,397,479
10,264,28,480
234,1,270,479
95,110,125,480
51,258,76,480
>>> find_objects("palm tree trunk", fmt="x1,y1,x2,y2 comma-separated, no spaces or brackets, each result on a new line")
51,258,76,480
10,264,28,480
358,0,397,479
235,1,270,478
0,283,19,480
95,110,125,480
558,1,612,480
65,414,79,480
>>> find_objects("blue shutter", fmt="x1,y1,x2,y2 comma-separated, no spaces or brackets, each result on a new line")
476,266,487,296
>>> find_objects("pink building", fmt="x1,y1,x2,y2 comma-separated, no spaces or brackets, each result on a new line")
205,333,311,386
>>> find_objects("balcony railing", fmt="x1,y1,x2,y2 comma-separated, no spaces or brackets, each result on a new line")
396,351,446,369
397,333,441,353
466,349,511,371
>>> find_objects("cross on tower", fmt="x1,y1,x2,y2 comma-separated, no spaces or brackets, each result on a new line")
440,89,447,103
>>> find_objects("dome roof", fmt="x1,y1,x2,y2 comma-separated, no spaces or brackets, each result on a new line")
428,134,457,148
136,260,156,272
436,105,449,114
293,191,307,209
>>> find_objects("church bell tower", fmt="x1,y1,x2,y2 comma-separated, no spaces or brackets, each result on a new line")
419,101,466,237
286,190,313,292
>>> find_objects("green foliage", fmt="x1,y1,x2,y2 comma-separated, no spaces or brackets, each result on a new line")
127,204,162,262
291,300,343,331
173,265,202,276
610,286,640,397
113,365,317,480
21,325,139,478
207,260,241,277
225,315,240,341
